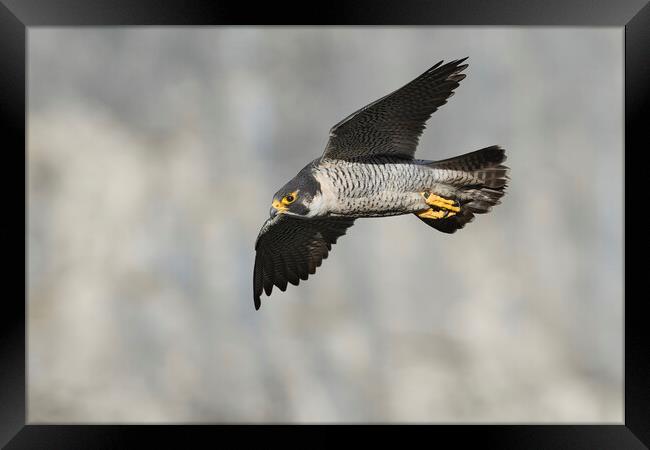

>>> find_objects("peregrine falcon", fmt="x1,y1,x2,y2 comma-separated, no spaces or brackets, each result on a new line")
253,58,509,310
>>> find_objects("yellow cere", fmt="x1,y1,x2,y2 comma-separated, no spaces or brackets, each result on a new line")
271,199,287,212
272,191,299,212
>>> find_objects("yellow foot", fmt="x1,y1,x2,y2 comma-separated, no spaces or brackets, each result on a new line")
417,208,455,220
421,191,461,213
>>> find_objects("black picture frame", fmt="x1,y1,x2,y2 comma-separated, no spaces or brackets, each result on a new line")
3,0,648,447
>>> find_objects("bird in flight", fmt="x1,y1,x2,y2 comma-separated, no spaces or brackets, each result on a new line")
253,58,509,310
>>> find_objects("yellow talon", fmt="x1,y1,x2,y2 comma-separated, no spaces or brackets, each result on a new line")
417,208,456,220
421,192,461,213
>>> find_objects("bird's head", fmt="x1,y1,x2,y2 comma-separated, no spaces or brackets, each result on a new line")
270,163,322,219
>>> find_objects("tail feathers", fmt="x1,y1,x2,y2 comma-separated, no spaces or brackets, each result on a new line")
462,186,505,214
418,145,509,234
430,145,506,172
474,166,509,190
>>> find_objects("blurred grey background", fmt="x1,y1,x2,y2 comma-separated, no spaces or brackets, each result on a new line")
28,28,623,423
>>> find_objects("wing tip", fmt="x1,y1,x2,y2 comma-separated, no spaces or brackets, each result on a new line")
254,296,261,310
447,57,469,72
451,56,469,66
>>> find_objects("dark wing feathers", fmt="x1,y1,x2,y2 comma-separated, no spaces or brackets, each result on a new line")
322,58,469,160
253,215,355,310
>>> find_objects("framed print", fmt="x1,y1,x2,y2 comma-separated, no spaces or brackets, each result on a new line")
3,0,649,447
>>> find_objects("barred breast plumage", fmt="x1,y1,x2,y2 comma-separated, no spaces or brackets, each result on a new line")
313,157,437,217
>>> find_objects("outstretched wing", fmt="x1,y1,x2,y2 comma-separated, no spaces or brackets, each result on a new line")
253,214,355,310
322,58,468,161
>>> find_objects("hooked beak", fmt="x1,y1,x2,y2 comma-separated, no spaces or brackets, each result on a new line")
270,199,287,218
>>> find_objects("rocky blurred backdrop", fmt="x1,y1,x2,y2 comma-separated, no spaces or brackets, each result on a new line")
28,28,622,422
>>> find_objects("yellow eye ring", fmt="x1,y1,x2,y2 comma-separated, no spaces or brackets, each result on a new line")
282,194,296,205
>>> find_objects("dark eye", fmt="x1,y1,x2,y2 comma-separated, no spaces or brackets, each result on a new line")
286,195,294,203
